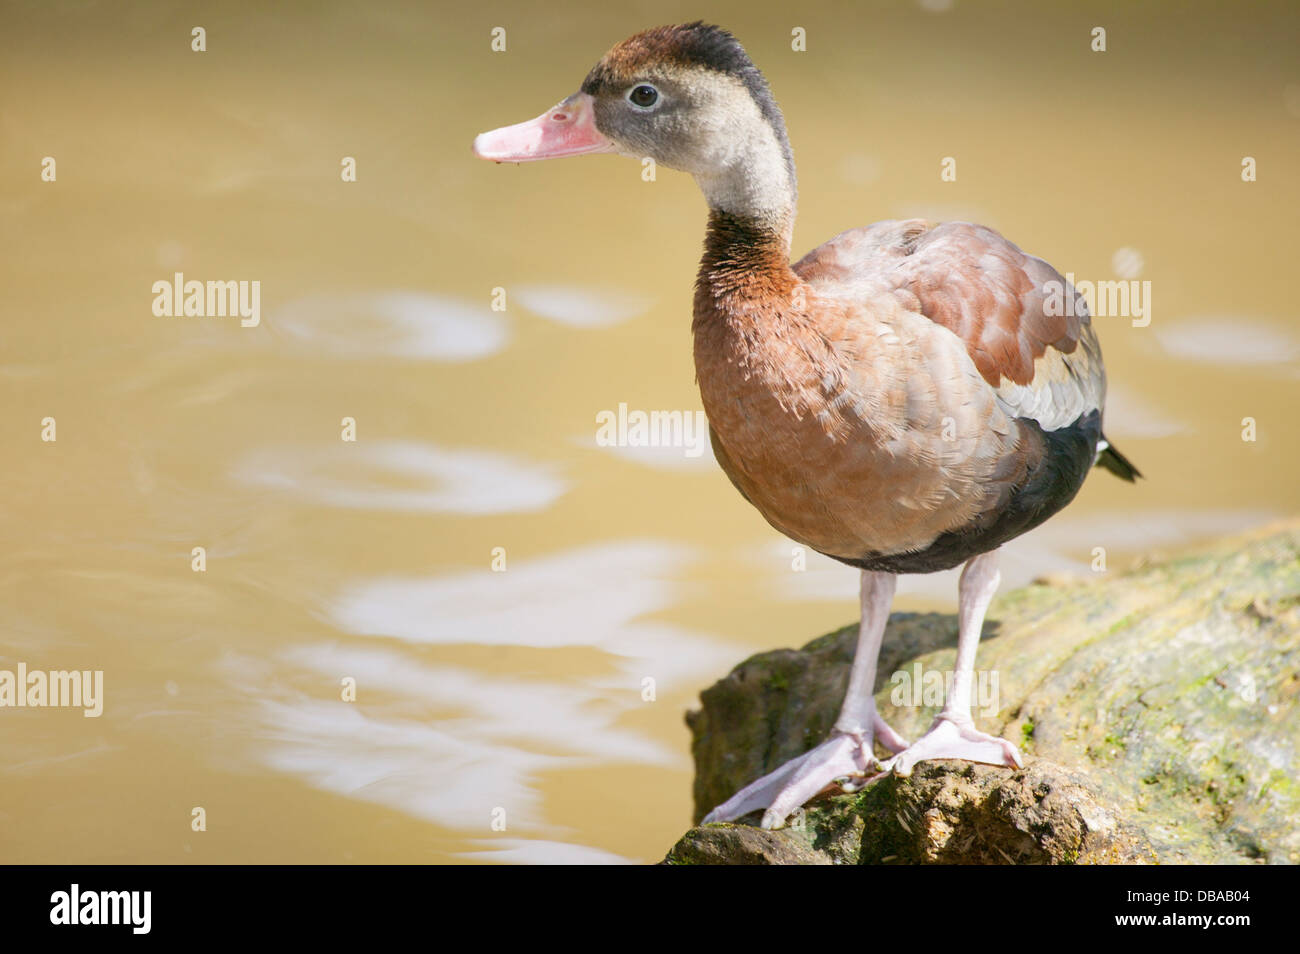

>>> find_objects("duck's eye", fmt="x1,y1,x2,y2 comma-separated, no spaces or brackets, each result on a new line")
627,84,660,109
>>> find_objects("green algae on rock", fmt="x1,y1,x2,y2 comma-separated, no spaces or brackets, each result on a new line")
667,760,1158,865
670,521,1300,865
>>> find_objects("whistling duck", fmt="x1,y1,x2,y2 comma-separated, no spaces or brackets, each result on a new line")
473,22,1140,829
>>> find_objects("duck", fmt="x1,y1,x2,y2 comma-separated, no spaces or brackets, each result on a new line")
473,22,1140,830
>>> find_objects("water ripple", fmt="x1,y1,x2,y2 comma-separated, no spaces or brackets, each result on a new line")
269,291,509,361
329,541,736,685
1156,316,1296,366
514,284,654,328
233,440,566,514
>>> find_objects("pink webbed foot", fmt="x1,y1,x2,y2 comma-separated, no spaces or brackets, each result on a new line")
878,714,1023,778
702,713,908,830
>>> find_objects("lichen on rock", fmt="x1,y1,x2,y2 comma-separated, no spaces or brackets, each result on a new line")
666,521,1300,865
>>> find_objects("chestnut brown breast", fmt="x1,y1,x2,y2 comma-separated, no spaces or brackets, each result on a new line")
693,216,1104,567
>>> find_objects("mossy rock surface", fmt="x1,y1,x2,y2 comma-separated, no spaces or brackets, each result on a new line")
666,760,1158,865
669,521,1300,865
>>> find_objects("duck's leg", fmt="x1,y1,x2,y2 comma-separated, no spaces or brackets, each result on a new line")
702,569,907,829
877,548,1023,777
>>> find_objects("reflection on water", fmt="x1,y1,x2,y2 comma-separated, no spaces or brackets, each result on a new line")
236,644,675,843
1155,316,1297,366
581,434,718,472
456,839,633,865
234,441,567,514
280,646,678,765
270,292,510,361
1,1,1297,864
329,541,735,685
255,696,563,831
1101,383,1187,439
221,541,738,861
512,285,655,328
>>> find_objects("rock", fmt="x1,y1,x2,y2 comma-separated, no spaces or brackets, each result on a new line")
663,822,834,865
666,760,1157,865
666,520,1300,865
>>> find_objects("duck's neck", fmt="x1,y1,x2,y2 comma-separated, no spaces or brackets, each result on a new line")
694,208,799,329
692,106,801,323
692,111,797,241
697,206,796,293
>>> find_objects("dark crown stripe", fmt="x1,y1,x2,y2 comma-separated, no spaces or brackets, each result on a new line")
581,23,797,203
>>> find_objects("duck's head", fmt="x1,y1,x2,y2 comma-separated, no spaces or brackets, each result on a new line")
473,23,796,227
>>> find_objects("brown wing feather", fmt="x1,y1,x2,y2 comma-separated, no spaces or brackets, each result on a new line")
795,219,1106,433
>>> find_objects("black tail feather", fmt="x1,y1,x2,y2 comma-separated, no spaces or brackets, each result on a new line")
1096,437,1142,482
